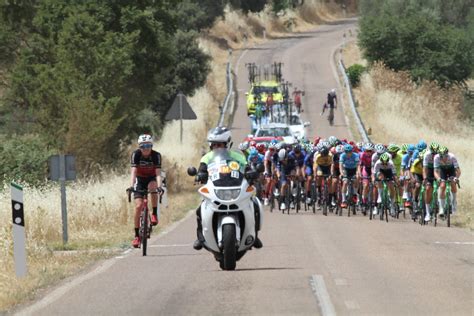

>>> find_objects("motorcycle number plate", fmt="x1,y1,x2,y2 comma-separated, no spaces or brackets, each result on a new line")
231,170,239,179
211,173,220,181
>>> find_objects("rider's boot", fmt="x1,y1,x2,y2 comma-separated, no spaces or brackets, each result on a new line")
253,199,263,249
193,206,204,250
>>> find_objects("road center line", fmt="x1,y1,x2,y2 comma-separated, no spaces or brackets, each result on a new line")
310,275,337,316
434,241,474,245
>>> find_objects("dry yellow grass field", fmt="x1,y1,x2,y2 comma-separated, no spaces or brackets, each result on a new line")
343,43,473,229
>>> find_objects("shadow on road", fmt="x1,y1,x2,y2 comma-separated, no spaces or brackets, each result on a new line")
146,253,205,257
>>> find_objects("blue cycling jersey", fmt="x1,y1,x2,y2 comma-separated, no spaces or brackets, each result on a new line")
248,153,264,165
289,150,306,167
304,150,316,168
402,153,413,170
339,152,360,169
277,156,297,172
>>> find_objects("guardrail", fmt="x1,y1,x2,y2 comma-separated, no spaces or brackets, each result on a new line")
338,58,371,143
218,53,234,127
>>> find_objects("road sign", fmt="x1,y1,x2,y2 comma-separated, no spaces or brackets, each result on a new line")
48,155,76,181
165,92,197,120
11,182,27,277
48,154,76,244
165,92,197,143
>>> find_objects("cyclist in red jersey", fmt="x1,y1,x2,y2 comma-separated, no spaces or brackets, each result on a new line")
129,134,163,248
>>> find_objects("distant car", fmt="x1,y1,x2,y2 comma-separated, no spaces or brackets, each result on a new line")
246,80,284,115
242,136,284,147
271,113,310,139
287,114,310,139
252,123,296,144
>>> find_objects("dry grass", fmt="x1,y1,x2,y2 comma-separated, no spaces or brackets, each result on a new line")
346,56,473,228
0,177,198,312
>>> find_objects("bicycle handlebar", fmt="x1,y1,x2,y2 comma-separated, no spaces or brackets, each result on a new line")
127,188,162,203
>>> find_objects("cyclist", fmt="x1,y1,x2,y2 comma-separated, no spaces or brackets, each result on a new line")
410,150,424,218
373,153,398,215
359,143,374,209
330,144,344,207
327,88,337,109
387,144,404,211
256,143,266,155
313,145,333,207
339,144,360,208
304,144,317,204
434,146,461,217
193,127,263,250
401,144,416,207
276,148,297,210
422,142,439,222
263,141,278,206
130,134,163,248
238,141,250,159
292,87,304,113
289,144,307,182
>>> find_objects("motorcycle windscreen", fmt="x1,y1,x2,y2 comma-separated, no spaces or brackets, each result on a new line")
206,149,245,187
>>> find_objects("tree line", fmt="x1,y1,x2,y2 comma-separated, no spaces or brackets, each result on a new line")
358,0,473,87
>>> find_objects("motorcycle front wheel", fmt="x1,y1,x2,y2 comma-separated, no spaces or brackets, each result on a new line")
221,224,237,270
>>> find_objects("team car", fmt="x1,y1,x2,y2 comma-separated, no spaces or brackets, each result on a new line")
246,80,284,115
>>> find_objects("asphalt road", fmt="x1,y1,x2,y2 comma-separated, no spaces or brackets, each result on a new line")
17,19,473,316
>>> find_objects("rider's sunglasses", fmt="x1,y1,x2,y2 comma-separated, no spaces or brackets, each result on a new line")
140,143,153,149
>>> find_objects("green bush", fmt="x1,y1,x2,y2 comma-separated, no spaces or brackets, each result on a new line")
0,135,53,187
346,64,366,87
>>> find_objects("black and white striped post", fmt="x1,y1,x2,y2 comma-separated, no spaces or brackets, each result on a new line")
11,182,27,277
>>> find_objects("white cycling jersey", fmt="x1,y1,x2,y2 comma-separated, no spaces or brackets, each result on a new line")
423,150,436,168
374,159,396,174
434,153,459,169
371,152,381,170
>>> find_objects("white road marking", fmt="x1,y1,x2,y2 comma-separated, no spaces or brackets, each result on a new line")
345,300,360,310
335,278,347,286
434,241,474,245
310,275,337,316
149,244,191,248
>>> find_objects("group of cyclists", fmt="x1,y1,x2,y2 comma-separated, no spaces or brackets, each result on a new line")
238,135,461,223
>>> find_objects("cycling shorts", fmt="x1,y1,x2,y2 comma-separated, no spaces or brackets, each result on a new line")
361,167,372,178
305,166,313,176
332,166,340,177
425,168,435,185
279,169,296,185
133,176,157,199
316,165,331,177
439,167,456,180
377,169,393,181
413,173,423,183
343,168,357,179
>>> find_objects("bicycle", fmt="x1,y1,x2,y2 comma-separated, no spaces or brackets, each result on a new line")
420,179,439,226
438,177,461,228
376,179,393,222
127,188,160,256
342,176,357,217
318,174,331,216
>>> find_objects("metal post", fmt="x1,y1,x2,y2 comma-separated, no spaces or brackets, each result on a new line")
11,182,27,277
179,93,183,144
59,154,68,244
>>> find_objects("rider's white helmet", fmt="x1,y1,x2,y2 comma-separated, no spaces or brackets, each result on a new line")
331,88,336,94
207,126,231,147
278,149,286,161
138,134,153,145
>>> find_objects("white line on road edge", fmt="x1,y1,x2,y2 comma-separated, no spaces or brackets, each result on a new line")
15,209,195,315
434,241,474,245
310,275,337,316
149,243,192,248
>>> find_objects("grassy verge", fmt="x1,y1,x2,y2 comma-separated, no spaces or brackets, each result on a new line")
342,42,473,229
0,178,198,312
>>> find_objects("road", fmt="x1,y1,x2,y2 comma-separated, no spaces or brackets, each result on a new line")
17,19,473,316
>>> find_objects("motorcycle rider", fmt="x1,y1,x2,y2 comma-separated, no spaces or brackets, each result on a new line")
193,126,263,250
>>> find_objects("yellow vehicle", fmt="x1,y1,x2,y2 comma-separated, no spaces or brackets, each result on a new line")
246,80,284,115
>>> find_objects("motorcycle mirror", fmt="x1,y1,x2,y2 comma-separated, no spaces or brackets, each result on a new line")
304,122,310,127
256,163,265,173
187,167,197,176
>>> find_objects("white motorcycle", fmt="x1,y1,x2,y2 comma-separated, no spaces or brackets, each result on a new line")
188,149,263,270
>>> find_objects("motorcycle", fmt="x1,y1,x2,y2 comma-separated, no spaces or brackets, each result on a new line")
188,149,263,271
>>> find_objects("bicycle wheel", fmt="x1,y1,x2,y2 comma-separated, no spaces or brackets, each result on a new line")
384,203,389,223
295,181,301,213
311,182,317,213
141,208,148,256
285,184,291,215
447,200,451,228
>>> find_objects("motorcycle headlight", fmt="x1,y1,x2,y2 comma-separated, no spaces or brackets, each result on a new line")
215,189,241,201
